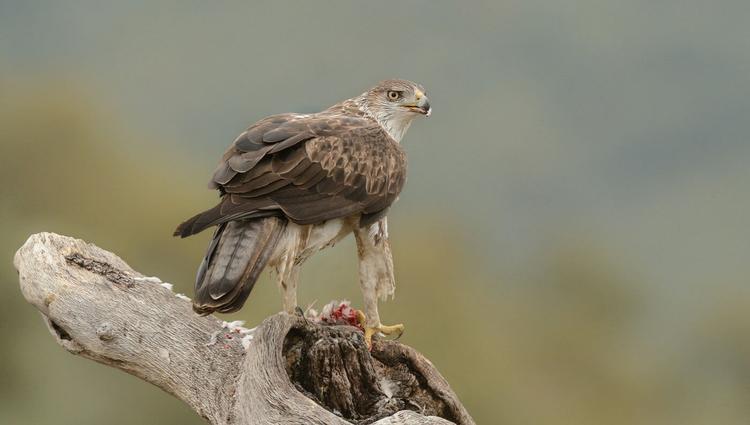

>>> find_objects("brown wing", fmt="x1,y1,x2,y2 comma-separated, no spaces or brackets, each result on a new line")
174,113,406,237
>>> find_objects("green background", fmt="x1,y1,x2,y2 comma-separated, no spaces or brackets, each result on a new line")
2,1,750,424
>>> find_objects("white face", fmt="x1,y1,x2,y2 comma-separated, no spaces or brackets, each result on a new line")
362,80,431,141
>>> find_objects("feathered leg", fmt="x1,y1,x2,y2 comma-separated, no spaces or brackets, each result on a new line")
280,263,301,313
274,223,310,313
353,218,403,347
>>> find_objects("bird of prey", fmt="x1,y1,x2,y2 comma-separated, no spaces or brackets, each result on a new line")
174,79,430,346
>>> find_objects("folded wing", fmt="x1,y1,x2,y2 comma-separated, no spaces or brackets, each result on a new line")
174,113,407,237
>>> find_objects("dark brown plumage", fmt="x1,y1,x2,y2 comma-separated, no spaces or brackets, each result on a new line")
174,113,406,238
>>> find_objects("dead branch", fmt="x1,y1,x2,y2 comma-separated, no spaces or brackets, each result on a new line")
14,233,474,425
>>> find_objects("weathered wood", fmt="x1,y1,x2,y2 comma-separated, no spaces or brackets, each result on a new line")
14,232,474,425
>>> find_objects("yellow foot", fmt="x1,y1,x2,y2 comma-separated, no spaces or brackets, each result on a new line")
356,311,404,349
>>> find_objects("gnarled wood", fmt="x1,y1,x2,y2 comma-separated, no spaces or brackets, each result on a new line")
14,233,474,425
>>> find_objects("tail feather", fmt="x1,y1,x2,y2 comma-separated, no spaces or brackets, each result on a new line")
174,200,278,238
192,217,286,315
174,203,224,238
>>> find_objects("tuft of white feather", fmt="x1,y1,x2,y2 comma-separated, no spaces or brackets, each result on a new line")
221,321,256,349
379,377,398,399
222,320,246,329
134,276,187,299
133,276,162,284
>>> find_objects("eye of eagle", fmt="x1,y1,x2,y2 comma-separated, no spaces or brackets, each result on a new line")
386,90,402,101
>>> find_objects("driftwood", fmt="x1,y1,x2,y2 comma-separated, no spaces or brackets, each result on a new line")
14,232,474,425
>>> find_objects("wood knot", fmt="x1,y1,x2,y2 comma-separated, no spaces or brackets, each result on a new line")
96,322,116,341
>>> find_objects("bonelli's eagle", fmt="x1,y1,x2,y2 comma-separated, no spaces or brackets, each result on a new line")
175,79,430,346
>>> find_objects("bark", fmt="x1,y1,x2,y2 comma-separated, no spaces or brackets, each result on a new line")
14,232,475,425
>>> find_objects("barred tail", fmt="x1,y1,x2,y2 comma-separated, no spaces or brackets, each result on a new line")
192,217,286,315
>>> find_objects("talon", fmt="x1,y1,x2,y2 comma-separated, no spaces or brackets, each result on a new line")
294,306,310,325
356,310,404,349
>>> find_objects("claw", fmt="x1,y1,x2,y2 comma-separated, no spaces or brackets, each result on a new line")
294,306,310,325
356,310,404,349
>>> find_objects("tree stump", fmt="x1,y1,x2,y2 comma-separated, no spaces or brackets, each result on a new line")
14,232,475,425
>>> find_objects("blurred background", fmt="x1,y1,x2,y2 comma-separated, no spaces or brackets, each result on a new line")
1,1,749,424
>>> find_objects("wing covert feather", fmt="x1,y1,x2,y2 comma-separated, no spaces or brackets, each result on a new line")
204,112,406,227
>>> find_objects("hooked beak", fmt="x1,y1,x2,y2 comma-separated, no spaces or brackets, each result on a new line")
403,93,431,117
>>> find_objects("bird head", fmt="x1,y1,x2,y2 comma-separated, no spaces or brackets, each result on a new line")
358,79,431,142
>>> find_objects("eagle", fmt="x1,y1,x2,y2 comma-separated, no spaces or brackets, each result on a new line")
174,79,430,346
